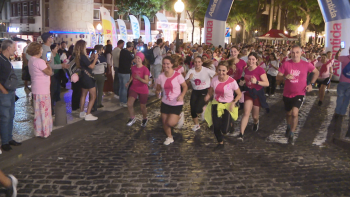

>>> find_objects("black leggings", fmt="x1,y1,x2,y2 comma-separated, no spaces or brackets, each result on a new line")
266,74,276,95
190,89,208,118
212,104,233,143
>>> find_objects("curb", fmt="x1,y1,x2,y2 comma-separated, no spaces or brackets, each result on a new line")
0,96,160,171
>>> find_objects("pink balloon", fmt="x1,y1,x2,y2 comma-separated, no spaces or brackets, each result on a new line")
71,73,79,83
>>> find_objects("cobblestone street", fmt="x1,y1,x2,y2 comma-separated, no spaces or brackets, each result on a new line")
0,90,350,197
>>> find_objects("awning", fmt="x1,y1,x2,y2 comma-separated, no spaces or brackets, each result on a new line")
258,29,297,41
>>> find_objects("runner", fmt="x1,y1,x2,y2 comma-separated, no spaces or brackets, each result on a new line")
315,54,333,106
228,46,247,84
0,170,17,197
156,56,188,145
171,54,186,77
204,60,242,151
239,52,270,140
277,45,319,143
266,53,279,97
325,51,335,92
125,52,150,127
185,56,216,131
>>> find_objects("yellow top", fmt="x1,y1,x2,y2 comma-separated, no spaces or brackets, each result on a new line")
204,99,239,127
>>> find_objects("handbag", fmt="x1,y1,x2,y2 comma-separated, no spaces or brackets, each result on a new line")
4,67,18,91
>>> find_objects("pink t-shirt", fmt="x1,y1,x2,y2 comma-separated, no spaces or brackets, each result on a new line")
130,65,150,94
211,76,239,103
338,55,350,83
278,60,315,98
315,60,332,79
309,59,318,66
259,62,266,70
158,71,185,106
174,66,184,74
28,57,50,95
231,59,246,80
244,66,266,90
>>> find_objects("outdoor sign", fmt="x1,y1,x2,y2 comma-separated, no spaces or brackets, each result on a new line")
100,7,113,45
318,0,350,81
129,15,140,39
155,13,170,42
110,16,118,48
203,0,234,47
142,15,152,44
116,19,128,46
225,27,231,37
156,22,187,31
8,27,20,33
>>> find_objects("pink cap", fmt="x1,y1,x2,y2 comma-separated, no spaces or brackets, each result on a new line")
136,52,145,62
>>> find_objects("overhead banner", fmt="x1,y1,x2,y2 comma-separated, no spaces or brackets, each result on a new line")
318,0,350,81
110,16,118,48
100,7,112,45
129,15,140,40
225,27,231,37
86,22,97,48
155,13,170,42
142,15,151,44
116,19,128,45
203,0,234,47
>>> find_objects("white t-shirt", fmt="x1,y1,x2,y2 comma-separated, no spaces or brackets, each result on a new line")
267,60,279,76
185,67,216,90
240,56,248,63
156,33,163,39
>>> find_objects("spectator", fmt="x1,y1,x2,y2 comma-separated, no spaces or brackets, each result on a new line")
151,39,166,90
103,44,113,94
0,40,21,151
92,45,107,110
27,42,53,138
118,42,135,107
335,47,350,116
74,40,99,121
22,40,32,91
112,40,124,98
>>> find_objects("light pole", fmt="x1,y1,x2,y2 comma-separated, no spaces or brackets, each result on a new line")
254,30,258,44
174,0,184,53
297,19,304,46
96,23,102,44
235,25,241,44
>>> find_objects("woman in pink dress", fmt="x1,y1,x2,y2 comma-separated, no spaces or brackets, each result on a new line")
27,43,53,138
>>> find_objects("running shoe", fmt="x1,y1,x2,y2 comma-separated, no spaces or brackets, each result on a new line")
265,94,269,97
285,125,291,137
192,124,200,131
141,119,148,127
288,132,294,143
120,102,127,107
79,112,86,118
175,112,184,129
213,144,224,151
237,133,244,141
253,121,259,132
318,101,323,106
85,114,98,121
5,174,18,197
127,118,136,126
163,137,174,145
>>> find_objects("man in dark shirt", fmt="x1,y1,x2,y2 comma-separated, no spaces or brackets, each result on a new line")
118,42,134,107
0,40,22,151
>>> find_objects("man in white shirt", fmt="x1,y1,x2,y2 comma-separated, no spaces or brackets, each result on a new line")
240,47,249,62
151,39,165,89
112,40,125,98
156,30,163,41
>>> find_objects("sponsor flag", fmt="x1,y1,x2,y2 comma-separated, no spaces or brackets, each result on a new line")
110,16,118,48
129,15,140,39
100,7,113,45
142,15,152,44
117,19,128,45
86,22,97,48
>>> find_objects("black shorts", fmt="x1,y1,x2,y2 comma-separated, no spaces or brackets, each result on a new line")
160,102,183,115
283,95,305,112
316,77,331,87
80,72,96,89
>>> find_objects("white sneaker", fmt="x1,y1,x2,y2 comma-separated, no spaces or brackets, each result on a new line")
192,124,200,131
114,95,119,99
265,94,269,97
120,103,127,107
85,114,98,121
176,112,184,129
7,174,18,197
79,112,86,118
126,118,136,126
163,137,174,145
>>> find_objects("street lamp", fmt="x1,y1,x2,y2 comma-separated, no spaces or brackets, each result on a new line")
174,0,184,53
254,30,258,44
235,25,241,44
297,19,304,45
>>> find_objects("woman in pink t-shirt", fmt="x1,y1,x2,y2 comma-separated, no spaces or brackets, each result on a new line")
315,54,333,106
204,60,242,151
156,56,188,145
239,52,269,139
228,46,247,83
27,43,53,138
125,52,150,127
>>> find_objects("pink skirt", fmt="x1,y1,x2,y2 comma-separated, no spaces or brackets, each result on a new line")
33,94,53,138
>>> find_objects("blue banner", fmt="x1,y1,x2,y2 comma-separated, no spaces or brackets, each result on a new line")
225,27,231,37
205,0,234,21
142,15,151,44
318,0,350,22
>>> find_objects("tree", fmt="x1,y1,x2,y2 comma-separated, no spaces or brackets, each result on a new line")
115,0,166,17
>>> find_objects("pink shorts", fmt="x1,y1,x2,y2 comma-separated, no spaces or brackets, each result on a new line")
128,89,148,104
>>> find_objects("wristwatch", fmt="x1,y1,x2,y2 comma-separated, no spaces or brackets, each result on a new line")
256,81,259,85
311,83,315,86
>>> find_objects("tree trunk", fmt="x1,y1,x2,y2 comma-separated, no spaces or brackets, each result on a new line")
187,11,195,45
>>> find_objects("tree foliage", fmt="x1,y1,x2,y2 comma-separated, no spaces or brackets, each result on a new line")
115,0,166,17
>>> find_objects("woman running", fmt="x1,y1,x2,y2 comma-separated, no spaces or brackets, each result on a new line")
315,53,333,106
185,56,216,131
239,52,269,140
228,46,247,85
204,60,242,151
156,56,188,145
125,52,150,127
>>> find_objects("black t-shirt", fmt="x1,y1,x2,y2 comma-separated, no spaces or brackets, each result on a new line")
118,49,134,74
80,54,92,74
0,54,13,86
58,48,68,56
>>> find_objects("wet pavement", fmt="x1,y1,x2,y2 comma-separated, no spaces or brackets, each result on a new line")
0,84,350,196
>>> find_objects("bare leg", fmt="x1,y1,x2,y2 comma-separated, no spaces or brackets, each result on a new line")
319,84,326,101
240,100,253,135
140,104,147,119
193,117,199,125
252,105,260,124
290,107,299,132
80,88,88,112
0,170,11,188
127,97,136,118
161,114,172,138
86,87,96,115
